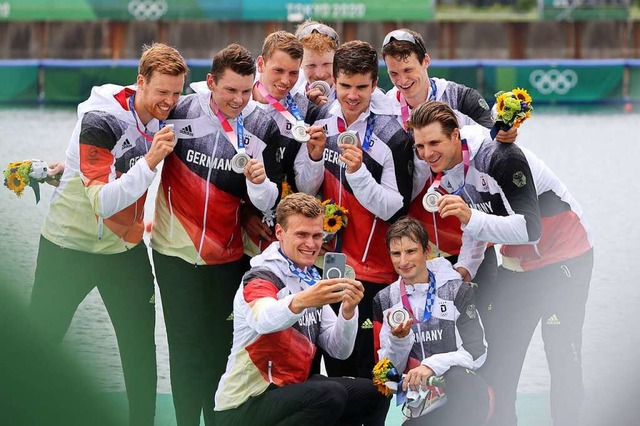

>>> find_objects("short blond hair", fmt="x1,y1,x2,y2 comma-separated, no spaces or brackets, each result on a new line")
261,31,304,62
139,43,189,82
276,193,322,229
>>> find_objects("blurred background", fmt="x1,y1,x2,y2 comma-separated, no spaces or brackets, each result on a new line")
0,0,639,104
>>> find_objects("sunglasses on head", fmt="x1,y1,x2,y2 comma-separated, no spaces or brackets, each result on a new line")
382,30,427,55
297,23,339,43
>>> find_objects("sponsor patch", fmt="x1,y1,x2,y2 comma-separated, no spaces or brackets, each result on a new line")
466,304,477,319
512,171,527,188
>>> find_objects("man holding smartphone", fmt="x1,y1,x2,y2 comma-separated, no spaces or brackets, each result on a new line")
214,193,388,425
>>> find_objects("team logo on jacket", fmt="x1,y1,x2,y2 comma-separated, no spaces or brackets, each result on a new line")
88,146,100,163
478,98,490,110
439,302,449,317
466,304,477,319
512,171,527,188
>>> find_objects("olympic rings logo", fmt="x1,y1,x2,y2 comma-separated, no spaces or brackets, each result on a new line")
529,69,578,95
128,0,168,21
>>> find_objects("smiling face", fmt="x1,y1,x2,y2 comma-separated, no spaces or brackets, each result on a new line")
207,69,253,119
276,213,324,269
335,71,376,126
389,236,429,285
385,52,430,109
135,71,184,124
302,48,335,86
257,50,302,101
412,122,462,174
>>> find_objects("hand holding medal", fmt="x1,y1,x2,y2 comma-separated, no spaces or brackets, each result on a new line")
292,121,311,143
387,308,413,338
163,123,178,146
307,80,331,106
231,152,251,174
338,141,363,174
337,130,359,147
422,190,442,213
309,80,331,97
243,159,267,184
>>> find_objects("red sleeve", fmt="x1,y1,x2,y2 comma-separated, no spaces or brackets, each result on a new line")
243,278,279,304
79,143,114,186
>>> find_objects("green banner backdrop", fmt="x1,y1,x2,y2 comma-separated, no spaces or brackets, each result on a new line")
0,60,632,104
0,61,39,102
482,60,625,103
42,61,138,103
540,0,630,20
628,61,640,102
0,0,434,21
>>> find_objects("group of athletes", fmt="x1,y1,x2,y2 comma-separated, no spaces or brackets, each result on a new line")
29,20,593,426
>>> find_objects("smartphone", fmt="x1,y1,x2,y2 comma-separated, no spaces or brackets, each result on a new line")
322,252,347,280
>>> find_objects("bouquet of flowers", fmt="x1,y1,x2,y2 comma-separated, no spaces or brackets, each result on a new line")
321,199,348,243
372,357,448,419
372,358,402,397
3,160,62,203
490,87,533,139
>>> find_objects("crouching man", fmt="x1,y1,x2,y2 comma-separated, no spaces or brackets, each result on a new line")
214,192,389,425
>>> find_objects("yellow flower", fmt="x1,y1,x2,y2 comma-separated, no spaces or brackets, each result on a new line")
372,358,395,396
512,87,532,105
496,93,509,115
372,358,391,380
281,181,292,198
324,215,343,233
6,172,27,196
373,378,393,397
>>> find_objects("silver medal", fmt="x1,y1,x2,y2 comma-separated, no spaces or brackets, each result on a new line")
337,130,359,147
388,307,410,328
344,265,356,280
164,123,178,145
309,80,331,96
292,122,310,143
422,191,442,213
231,152,250,174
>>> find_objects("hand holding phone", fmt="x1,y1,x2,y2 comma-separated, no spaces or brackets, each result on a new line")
322,252,346,280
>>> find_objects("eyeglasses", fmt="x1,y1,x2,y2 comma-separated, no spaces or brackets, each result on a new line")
297,23,339,43
382,30,427,55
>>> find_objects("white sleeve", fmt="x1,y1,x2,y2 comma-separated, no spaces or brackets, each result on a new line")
454,232,488,280
422,346,481,377
246,177,279,212
245,293,304,335
462,209,535,245
345,156,403,221
293,145,324,195
317,304,359,360
94,157,157,218
377,317,414,374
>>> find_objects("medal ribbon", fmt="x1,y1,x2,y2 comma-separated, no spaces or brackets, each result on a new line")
211,95,245,153
399,270,436,322
255,81,301,125
129,93,160,142
398,78,437,129
430,139,469,196
278,249,322,286
285,93,304,122
336,113,376,151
